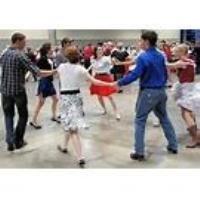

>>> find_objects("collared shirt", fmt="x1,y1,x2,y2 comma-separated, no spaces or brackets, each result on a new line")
118,47,168,89
0,47,40,96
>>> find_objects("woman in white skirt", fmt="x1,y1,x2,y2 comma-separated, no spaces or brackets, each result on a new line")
55,46,115,167
171,44,200,148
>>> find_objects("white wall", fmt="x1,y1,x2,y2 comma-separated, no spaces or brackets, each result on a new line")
0,29,181,41
0,30,49,39
154,30,180,39
56,30,142,40
56,29,180,40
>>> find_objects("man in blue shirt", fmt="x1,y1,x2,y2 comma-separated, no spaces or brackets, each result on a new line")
117,31,178,161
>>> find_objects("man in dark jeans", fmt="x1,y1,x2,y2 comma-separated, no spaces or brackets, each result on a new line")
2,91,28,151
0,32,54,151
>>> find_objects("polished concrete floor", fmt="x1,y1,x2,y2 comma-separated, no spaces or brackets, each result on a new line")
0,79,200,168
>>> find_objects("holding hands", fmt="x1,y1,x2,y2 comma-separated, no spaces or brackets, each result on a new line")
167,60,189,70
106,81,118,87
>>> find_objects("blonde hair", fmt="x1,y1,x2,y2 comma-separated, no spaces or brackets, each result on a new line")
176,44,189,55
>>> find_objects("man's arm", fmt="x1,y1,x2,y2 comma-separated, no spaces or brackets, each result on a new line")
117,56,145,87
18,53,54,77
18,52,40,75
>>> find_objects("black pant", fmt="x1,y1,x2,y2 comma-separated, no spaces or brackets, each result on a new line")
1,91,28,145
84,59,91,69
196,62,200,74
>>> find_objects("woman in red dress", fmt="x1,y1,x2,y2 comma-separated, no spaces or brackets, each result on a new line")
89,46,120,120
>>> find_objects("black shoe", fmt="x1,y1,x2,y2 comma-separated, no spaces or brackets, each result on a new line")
30,122,42,129
51,118,61,124
57,145,68,154
78,159,86,167
130,153,145,161
167,147,178,154
15,141,28,150
118,90,123,93
7,144,15,152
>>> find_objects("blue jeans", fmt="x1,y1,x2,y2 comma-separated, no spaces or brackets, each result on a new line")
134,88,178,155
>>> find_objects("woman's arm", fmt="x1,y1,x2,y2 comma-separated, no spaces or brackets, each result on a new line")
112,58,135,66
39,69,57,77
86,73,117,87
167,60,188,70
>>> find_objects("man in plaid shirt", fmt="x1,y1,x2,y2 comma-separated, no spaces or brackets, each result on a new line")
0,32,55,151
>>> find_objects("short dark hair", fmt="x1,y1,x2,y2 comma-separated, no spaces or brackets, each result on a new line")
65,46,80,64
11,32,26,44
61,37,72,48
141,31,158,46
40,43,52,57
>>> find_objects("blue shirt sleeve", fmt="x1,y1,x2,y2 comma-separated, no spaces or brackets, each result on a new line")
117,55,146,87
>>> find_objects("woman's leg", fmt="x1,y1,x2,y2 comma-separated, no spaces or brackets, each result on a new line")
190,112,200,143
31,95,45,125
65,133,70,149
70,130,83,161
51,95,59,119
181,108,196,127
97,96,107,114
108,96,120,120
181,107,198,147
58,133,70,153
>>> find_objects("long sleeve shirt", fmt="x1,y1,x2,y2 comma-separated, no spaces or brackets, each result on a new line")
0,47,40,96
118,47,168,89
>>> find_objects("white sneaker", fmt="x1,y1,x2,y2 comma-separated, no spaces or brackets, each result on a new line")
83,123,90,129
153,121,160,127
102,110,107,115
116,113,121,121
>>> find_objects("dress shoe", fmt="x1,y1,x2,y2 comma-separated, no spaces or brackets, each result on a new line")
130,152,145,161
167,147,178,154
15,141,28,149
7,144,15,152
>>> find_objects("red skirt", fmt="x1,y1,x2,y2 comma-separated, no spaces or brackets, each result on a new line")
90,74,118,96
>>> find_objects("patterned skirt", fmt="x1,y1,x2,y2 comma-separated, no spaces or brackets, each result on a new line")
171,82,200,114
60,94,86,132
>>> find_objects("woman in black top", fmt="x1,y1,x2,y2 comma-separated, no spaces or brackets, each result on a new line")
30,43,59,129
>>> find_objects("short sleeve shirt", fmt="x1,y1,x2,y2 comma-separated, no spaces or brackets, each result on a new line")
57,63,89,91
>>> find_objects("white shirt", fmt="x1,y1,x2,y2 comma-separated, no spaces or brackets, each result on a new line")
57,63,89,91
91,56,112,74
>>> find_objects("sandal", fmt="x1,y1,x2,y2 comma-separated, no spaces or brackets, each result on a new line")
29,122,42,129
